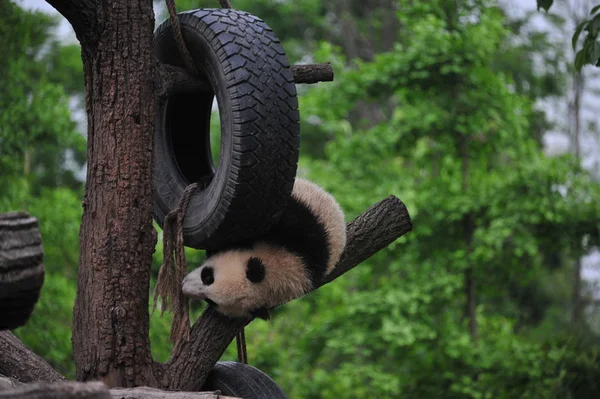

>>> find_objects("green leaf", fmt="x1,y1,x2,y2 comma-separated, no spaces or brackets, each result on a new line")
573,21,589,50
590,14,600,36
537,0,554,12
591,4,600,15
589,39,600,63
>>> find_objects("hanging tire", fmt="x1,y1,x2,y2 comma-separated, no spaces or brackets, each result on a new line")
153,9,300,250
202,361,288,399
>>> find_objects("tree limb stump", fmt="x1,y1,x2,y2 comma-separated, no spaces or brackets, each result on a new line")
162,195,412,390
291,62,334,84
0,212,44,331
0,331,66,383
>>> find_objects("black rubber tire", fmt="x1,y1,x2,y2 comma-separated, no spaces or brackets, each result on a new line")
0,212,44,330
153,9,300,250
202,361,288,399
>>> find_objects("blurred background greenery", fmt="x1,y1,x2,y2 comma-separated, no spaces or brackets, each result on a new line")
3,0,600,397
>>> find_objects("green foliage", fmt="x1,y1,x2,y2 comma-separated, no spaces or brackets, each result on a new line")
536,0,600,71
13,273,77,379
572,6,600,71
0,1,85,193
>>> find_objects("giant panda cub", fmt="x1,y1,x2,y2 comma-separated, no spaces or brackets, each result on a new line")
182,178,346,319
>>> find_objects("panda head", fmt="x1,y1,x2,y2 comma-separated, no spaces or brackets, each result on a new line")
181,244,311,319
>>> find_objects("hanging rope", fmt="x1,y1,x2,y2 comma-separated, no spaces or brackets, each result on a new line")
165,0,197,74
236,329,248,364
154,182,198,354
160,0,247,361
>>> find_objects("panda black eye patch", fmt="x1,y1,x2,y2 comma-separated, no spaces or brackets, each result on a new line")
246,257,266,283
201,267,214,286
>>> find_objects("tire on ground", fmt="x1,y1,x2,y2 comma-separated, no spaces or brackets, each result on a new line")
202,361,288,399
153,8,300,250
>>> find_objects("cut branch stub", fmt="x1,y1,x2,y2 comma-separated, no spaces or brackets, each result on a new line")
290,62,335,84
162,195,412,390
158,62,335,100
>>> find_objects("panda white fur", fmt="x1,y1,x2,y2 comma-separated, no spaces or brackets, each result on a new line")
181,178,346,319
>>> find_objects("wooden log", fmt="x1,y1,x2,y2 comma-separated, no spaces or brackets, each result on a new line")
0,379,239,399
158,62,335,99
111,387,239,398
0,375,22,390
0,332,66,383
291,62,334,84
0,381,110,398
163,195,412,390
0,212,44,330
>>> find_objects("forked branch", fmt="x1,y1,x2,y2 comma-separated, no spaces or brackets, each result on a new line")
44,0,99,41
162,195,412,390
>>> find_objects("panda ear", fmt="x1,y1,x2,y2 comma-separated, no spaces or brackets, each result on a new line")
246,257,266,283
205,250,216,259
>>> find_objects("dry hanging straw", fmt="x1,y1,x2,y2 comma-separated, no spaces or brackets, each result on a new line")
153,183,198,354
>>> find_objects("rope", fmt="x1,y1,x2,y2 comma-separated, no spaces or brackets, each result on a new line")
236,329,248,364
165,0,197,74
161,0,243,361
154,182,198,354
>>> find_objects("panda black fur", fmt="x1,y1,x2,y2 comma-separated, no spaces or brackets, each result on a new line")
181,178,346,319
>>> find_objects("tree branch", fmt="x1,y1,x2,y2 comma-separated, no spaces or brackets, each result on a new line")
0,332,66,383
157,64,212,101
162,195,412,390
291,63,335,84
320,196,412,285
44,0,99,42
158,62,335,100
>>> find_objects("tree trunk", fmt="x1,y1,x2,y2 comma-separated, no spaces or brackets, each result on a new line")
570,70,584,326
460,134,477,342
70,0,158,387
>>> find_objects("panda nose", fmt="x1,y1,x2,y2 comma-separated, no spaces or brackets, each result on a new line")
201,267,214,286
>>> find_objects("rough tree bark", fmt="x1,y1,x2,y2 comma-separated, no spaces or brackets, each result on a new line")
47,0,158,387
0,332,66,383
